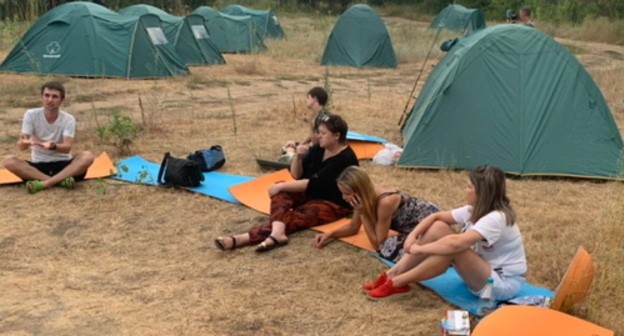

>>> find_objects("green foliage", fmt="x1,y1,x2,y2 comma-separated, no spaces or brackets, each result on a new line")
96,109,140,155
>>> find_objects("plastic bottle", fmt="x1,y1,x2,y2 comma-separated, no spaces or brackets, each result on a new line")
477,277,496,317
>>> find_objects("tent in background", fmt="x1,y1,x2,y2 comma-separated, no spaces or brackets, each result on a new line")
119,4,225,66
0,1,188,78
320,4,396,68
221,5,286,39
399,24,623,180
430,4,486,34
192,6,266,53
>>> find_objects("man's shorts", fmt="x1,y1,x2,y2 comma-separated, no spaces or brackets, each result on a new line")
27,159,86,181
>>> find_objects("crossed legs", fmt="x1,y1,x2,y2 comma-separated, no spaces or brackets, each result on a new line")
2,151,95,190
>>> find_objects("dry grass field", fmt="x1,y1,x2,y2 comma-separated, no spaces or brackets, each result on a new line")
0,14,623,335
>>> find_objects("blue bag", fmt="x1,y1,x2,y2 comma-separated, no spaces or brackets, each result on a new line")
187,146,226,172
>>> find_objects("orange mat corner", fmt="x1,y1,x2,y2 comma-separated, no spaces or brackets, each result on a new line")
0,152,115,184
229,169,294,215
349,141,384,160
472,305,613,336
312,219,398,252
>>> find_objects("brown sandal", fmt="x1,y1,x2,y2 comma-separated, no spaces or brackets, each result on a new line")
215,236,237,251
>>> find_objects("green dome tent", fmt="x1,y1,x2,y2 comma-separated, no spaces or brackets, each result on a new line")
221,5,286,39
321,4,396,68
192,6,266,54
399,25,623,180
119,4,225,66
0,2,188,78
430,4,486,34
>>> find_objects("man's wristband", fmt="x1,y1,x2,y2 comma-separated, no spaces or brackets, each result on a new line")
49,142,57,150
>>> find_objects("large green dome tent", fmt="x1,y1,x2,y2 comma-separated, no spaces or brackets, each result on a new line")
0,1,188,78
192,6,266,54
430,4,486,34
320,4,396,68
221,5,286,39
399,24,623,180
119,4,225,66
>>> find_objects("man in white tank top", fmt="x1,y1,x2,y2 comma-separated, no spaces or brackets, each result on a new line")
2,81,94,193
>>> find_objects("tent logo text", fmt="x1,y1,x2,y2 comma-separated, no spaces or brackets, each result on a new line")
44,41,61,58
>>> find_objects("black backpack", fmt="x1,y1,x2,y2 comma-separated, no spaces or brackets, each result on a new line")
157,152,204,187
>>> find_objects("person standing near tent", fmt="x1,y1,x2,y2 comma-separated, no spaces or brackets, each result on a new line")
2,81,95,194
215,114,358,252
364,165,527,301
519,7,534,27
314,166,441,263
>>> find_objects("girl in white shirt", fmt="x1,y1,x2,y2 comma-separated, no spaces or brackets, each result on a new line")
365,165,527,301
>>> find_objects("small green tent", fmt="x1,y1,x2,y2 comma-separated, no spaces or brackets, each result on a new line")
430,4,486,34
399,25,623,180
119,4,225,66
0,2,188,78
321,4,396,68
192,6,266,54
221,5,286,39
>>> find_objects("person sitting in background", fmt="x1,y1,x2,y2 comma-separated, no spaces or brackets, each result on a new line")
2,81,94,194
215,115,358,252
519,7,534,27
364,165,527,301
314,166,440,264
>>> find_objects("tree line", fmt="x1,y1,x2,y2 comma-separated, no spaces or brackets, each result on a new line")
1,0,623,22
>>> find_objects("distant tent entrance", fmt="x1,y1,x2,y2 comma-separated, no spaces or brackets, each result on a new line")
221,5,286,39
192,6,266,54
119,4,225,66
399,25,623,180
321,4,396,68
0,2,188,78
430,4,486,34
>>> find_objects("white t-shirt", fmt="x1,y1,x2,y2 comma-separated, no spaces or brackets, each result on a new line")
451,205,527,276
21,108,75,162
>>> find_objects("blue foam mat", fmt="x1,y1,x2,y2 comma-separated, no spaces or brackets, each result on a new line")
347,131,387,144
374,254,553,315
113,156,253,204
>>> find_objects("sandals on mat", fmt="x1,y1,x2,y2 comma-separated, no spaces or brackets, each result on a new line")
215,236,237,251
255,236,288,253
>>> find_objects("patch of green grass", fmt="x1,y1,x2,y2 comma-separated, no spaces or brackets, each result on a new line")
0,133,18,144
562,43,587,55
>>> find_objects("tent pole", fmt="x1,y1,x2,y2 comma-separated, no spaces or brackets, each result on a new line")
397,26,443,128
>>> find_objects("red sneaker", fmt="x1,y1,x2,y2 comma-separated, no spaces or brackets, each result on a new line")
362,272,388,292
367,279,411,300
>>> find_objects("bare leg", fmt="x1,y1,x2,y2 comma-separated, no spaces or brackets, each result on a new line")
258,221,288,246
387,220,456,278
216,233,251,250
43,151,95,188
2,155,50,181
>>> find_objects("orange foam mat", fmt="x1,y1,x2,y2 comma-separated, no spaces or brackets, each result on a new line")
350,141,384,160
472,305,614,336
0,152,116,184
551,246,594,312
229,169,294,215
229,169,397,252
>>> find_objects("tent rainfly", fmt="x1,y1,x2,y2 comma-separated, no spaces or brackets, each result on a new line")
192,6,266,53
119,4,225,66
221,5,286,39
399,24,623,180
430,4,486,34
320,4,396,68
0,1,188,78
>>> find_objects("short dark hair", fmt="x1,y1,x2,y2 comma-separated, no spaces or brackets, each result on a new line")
319,114,348,143
307,87,328,106
41,81,65,99
520,7,531,17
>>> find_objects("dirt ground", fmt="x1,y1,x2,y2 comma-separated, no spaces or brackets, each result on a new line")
0,16,623,335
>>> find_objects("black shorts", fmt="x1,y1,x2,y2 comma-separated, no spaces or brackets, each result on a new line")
27,159,86,181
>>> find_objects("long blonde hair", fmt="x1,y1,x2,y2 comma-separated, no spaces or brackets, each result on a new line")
469,165,516,225
337,166,378,223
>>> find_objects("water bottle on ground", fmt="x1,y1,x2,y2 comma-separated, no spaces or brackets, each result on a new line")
477,277,496,317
